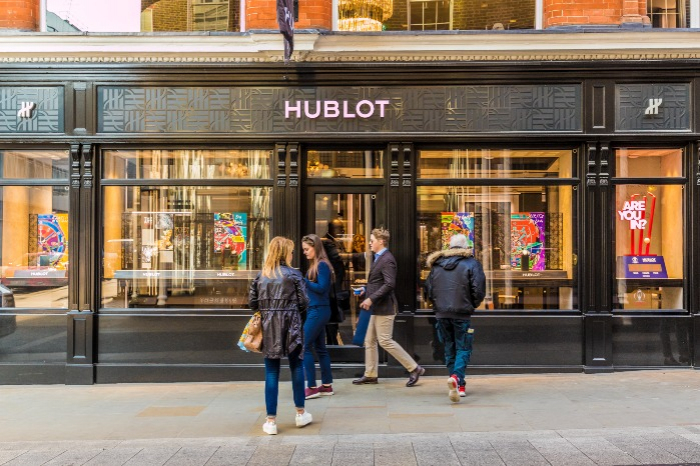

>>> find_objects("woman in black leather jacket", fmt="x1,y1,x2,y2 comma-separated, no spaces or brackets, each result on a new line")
249,236,311,435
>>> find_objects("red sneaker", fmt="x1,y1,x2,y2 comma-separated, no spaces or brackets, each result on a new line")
458,385,466,397
319,384,334,396
305,387,321,400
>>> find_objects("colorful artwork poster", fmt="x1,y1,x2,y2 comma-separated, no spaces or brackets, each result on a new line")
510,212,546,271
37,213,69,269
440,212,475,250
214,213,247,266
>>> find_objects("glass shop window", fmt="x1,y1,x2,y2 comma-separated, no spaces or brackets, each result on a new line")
101,186,272,309
306,150,384,179
418,149,573,179
339,0,535,31
0,150,70,309
417,185,576,311
613,148,684,311
103,149,272,180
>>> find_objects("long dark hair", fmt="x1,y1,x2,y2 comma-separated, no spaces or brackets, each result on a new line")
302,234,334,283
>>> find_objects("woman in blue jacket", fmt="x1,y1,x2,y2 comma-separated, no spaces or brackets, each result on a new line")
301,234,335,399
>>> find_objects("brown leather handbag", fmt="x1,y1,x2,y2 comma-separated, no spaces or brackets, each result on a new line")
243,312,263,353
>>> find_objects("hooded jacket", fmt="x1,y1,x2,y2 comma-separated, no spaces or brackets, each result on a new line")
249,264,309,359
424,248,486,319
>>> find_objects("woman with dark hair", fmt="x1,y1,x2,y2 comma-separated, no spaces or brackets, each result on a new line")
249,236,312,435
301,234,335,399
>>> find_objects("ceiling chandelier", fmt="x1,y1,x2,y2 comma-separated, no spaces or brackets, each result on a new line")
338,0,394,31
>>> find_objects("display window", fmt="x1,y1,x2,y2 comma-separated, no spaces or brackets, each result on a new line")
103,149,272,180
0,150,70,309
418,149,573,179
306,150,384,179
613,148,684,311
101,186,272,309
417,185,576,311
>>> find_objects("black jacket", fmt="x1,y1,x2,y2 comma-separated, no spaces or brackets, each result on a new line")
366,250,398,316
249,264,309,359
424,248,486,319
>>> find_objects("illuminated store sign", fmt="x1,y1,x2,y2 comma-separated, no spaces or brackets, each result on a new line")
284,99,390,119
617,192,667,278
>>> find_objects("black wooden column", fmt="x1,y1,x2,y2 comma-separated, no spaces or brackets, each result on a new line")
693,143,700,368
66,143,95,384
584,141,613,372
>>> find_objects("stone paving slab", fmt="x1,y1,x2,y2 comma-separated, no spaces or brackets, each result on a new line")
2,371,700,465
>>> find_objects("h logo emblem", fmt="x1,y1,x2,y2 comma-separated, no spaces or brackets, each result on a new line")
644,98,663,115
17,102,36,119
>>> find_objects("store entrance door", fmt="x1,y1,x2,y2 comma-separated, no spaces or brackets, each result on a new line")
304,188,384,361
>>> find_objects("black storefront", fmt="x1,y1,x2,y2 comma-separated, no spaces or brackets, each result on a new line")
0,60,698,384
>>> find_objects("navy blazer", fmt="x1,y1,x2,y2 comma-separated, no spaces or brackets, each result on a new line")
365,249,398,316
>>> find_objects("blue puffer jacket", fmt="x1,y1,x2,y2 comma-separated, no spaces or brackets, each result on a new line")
249,264,309,359
424,248,486,319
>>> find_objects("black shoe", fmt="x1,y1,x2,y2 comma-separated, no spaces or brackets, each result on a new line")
406,365,425,387
352,376,378,385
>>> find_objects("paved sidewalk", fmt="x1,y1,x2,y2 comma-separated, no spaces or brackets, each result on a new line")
1,370,700,465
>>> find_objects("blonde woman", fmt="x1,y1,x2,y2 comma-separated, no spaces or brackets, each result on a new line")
249,236,311,435
301,234,335,399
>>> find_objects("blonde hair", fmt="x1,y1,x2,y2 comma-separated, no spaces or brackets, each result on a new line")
302,234,334,283
371,227,390,247
262,236,294,279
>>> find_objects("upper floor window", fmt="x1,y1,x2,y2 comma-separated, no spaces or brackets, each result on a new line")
342,0,536,31
190,0,230,31
648,0,690,28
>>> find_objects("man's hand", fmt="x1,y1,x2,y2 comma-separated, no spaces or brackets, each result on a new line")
360,298,372,310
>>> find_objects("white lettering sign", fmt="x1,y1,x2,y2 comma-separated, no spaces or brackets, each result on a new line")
17,102,36,119
645,98,662,115
285,100,390,119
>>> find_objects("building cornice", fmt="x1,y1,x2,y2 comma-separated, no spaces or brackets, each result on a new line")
1,30,700,64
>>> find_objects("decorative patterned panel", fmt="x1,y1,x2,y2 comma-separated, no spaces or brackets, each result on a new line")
616,84,690,131
98,85,583,134
0,87,64,133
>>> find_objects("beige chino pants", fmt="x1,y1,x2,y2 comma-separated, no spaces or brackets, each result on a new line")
363,314,418,377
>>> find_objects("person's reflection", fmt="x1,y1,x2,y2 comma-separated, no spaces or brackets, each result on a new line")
323,219,346,345
659,319,691,365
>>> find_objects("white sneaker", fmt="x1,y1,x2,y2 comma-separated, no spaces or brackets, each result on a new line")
262,421,277,435
295,411,313,427
447,375,460,403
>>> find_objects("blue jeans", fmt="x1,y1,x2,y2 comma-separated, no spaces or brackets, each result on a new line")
435,318,473,387
303,305,333,387
264,347,305,417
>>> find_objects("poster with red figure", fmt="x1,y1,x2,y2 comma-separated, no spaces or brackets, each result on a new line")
510,212,545,271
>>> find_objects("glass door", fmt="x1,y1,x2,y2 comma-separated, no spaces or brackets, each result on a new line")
306,189,384,349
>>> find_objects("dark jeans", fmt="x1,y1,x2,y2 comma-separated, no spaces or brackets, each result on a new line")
435,318,473,387
303,305,333,387
264,347,305,417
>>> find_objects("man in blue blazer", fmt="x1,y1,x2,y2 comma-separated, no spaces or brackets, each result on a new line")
352,228,425,387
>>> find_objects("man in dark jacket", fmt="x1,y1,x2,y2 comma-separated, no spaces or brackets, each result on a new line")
424,233,486,402
352,228,425,387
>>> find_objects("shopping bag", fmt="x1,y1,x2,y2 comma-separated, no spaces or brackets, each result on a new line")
351,309,371,347
238,312,263,353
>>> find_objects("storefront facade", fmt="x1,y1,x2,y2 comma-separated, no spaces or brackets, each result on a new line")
0,35,699,383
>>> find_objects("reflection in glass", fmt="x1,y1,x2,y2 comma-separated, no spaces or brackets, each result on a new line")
313,193,374,345
306,150,383,179
418,149,573,179
614,184,683,310
104,149,272,180
0,150,69,180
102,186,271,309
417,185,575,310
0,187,69,308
